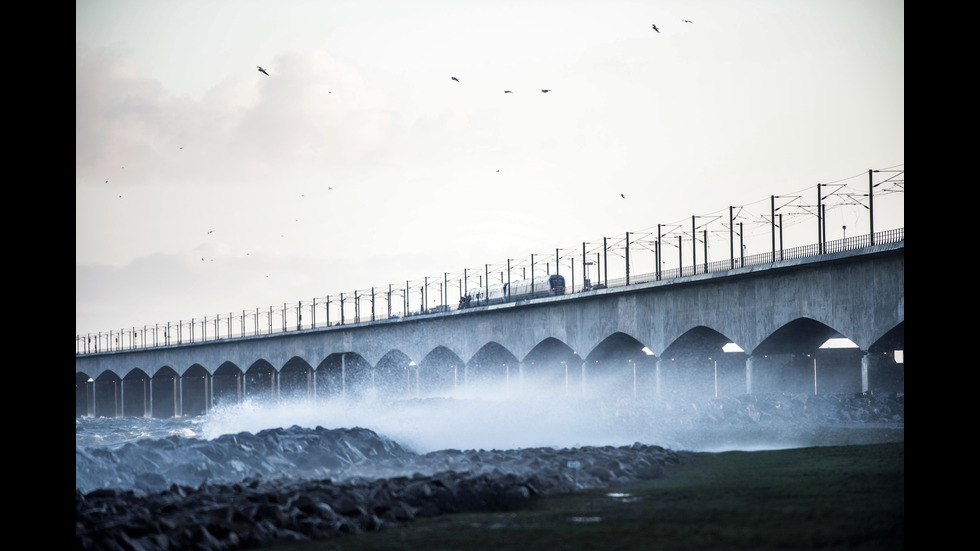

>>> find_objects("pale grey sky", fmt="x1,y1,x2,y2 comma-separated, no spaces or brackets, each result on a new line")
76,0,904,335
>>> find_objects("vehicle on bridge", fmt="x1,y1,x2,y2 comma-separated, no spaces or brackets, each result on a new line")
460,274,566,308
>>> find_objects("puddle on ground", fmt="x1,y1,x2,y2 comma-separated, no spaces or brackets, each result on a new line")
606,492,642,503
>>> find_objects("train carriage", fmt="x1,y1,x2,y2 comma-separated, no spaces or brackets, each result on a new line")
461,274,566,308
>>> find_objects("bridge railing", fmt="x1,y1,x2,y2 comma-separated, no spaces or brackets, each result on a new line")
595,228,902,290
76,227,903,355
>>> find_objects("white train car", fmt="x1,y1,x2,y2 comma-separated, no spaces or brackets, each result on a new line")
461,274,566,307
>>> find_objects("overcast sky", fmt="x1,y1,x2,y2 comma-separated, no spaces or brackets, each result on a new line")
76,0,904,336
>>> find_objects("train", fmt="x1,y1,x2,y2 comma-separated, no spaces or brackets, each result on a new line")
459,274,567,308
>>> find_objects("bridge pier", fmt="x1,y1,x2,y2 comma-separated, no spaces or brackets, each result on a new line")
518,362,525,396
861,354,870,393
211,371,242,408
745,356,754,395
654,358,662,398
75,346,903,419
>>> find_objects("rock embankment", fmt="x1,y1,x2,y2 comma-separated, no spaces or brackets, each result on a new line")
76,391,903,551
76,442,678,551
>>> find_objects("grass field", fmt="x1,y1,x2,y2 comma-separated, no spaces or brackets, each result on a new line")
272,439,904,551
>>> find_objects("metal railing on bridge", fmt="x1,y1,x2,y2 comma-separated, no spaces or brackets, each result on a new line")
77,227,903,355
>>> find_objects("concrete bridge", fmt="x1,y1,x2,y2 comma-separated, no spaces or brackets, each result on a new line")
75,241,904,418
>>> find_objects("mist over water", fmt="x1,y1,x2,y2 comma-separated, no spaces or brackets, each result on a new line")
76,374,903,495
202,393,649,454
196,373,760,454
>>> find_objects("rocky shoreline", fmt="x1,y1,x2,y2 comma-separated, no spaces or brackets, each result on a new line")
76,391,903,551
76,442,679,551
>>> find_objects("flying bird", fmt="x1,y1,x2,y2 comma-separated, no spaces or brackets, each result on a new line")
257,66,270,76
621,193,625,199
541,89,551,93
504,90,513,93
651,24,660,33
451,76,460,82
683,19,693,24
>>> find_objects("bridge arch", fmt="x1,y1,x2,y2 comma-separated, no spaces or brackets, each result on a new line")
93,370,122,418
315,352,372,402
419,346,464,397
868,322,904,392
584,331,657,401
465,342,520,395
871,322,904,354
76,372,90,416
212,361,243,407
244,360,276,403
343,353,374,401
375,350,414,400
280,356,313,401
151,366,178,418
181,364,210,417
749,318,863,396
522,337,579,397
122,368,150,417
660,326,748,400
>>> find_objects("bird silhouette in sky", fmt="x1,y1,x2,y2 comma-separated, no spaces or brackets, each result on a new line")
257,66,270,76
451,76,460,82
651,24,660,33
541,89,551,93
621,193,626,199
504,90,513,93
683,19,693,24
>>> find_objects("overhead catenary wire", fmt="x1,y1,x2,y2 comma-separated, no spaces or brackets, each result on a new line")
82,163,904,342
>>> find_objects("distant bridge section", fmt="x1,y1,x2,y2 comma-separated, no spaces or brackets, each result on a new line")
76,241,904,418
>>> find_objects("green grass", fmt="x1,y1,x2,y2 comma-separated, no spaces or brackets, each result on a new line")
272,441,904,551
